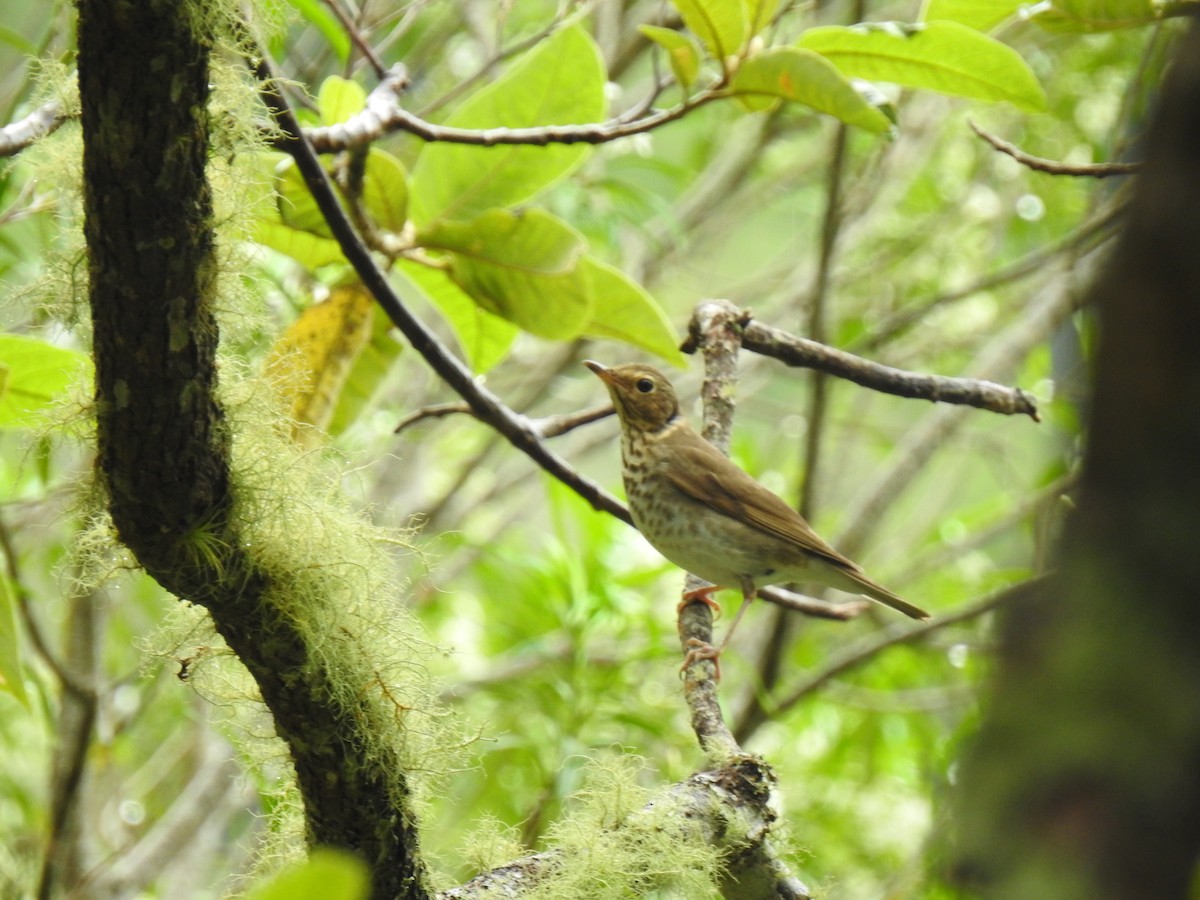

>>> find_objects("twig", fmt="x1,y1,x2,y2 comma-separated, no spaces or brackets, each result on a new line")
969,119,1141,178
683,301,1042,421
835,260,1087,562
393,402,473,433
851,196,1126,353
322,0,388,78
743,584,1027,736
0,100,69,158
302,63,727,154
0,512,94,700
679,302,745,760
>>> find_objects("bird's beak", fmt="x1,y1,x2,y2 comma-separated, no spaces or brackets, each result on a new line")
583,360,616,385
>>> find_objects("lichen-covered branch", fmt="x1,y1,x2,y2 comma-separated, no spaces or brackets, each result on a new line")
0,100,67,158
300,62,725,153
684,301,1041,421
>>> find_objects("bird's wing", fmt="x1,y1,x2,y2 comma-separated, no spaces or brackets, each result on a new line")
664,432,856,571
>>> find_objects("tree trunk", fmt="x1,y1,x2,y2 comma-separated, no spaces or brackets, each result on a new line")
951,21,1200,898
77,3,429,896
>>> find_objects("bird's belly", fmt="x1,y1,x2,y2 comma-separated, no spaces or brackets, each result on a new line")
630,487,800,590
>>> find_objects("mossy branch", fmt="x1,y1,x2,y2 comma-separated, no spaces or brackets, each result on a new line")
76,2,430,897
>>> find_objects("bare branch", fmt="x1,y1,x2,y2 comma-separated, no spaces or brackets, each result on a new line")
969,119,1141,178
254,54,632,527
0,100,68,158
302,63,725,154
755,583,1030,729
685,301,1041,420
393,402,473,434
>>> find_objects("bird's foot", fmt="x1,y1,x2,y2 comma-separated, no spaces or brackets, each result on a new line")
680,637,721,682
678,585,722,618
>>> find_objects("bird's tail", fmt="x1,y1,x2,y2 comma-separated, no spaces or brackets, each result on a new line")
837,568,930,620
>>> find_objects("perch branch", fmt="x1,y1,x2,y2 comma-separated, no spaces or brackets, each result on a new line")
0,100,68,158
969,120,1141,178
255,54,631,525
301,63,726,154
683,302,1041,421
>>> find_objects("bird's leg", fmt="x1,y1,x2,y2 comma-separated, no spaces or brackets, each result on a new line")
681,579,757,681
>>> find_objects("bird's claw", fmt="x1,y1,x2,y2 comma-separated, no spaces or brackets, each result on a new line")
678,585,722,619
680,637,721,682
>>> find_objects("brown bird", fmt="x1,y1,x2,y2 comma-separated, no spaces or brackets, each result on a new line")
586,361,929,661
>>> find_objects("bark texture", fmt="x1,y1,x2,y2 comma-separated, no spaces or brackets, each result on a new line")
77,3,428,897
951,22,1200,898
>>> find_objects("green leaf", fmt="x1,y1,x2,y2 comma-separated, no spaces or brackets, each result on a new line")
1032,0,1183,30
244,848,369,900
274,157,332,238
283,0,351,62
418,208,586,275
798,22,1047,111
396,263,518,372
670,0,747,62
730,47,894,132
361,148,409,233
254,220,346,269
921,0,1024,31
424,210,592,340
409,26,606,226
0,576,30,709
744,0,782,36
639,25,703,89
317,76,367,126
0,334,90,429
581,258,686,367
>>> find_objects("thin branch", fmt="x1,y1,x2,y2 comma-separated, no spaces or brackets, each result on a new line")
835,261,1087,562
683,301,1042,421
0,100,68,158
678,303,745,760
393,402,473,433
302,63,727,154
850,196,1126,354
969,119,1142,178
894,471,1078,586
0,512,94,700
748,584,1029,732
254,52,632,526
322,0,388,78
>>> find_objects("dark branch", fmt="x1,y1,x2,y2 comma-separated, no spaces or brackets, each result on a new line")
253,54,632,526
970,119,1141,178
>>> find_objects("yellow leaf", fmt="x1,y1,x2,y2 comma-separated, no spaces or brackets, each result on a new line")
266,283,376,445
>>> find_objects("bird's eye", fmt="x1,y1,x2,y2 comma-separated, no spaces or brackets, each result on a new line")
636,378,655,393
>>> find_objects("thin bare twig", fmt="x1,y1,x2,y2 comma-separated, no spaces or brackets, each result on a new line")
0,512,94,700
302,63,727,154
393,402,473,433
761,583,1029,722
322,0,388,78
683,301,1041,421
851,196,1126,353
969,120,1142,178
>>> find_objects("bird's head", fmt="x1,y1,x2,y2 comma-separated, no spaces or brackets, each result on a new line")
584,361,681,433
